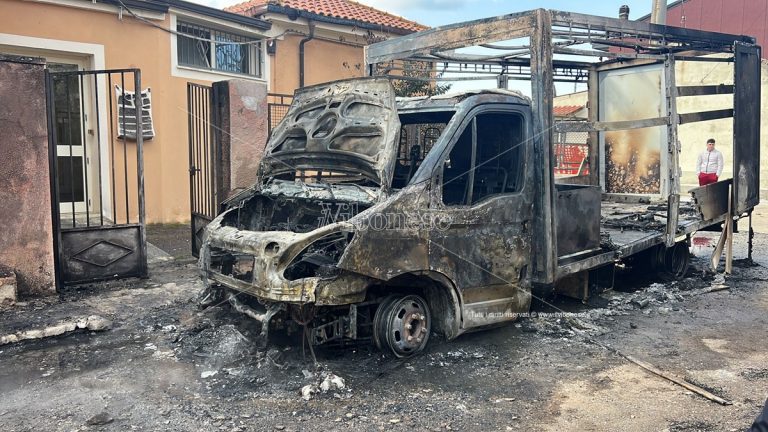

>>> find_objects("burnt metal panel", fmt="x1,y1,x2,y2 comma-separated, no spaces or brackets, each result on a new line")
364,10,536,65
690,179,732,221
554,184,601,257
666,193,680,244
587,66,599,187
530,9,557,284
733,43,761,214
676,85,734,97
59,225,143,284
678,109,734,124
262,78,400,188
555,116,669,132
554,46,667,61
556,250,616,280
551,10,755,47
664,54,680,246
365,9,755,68
427,194,533,329
192,213,213,256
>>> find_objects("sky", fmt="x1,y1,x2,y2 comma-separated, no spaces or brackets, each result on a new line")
191,0,665,26
186,0,670,93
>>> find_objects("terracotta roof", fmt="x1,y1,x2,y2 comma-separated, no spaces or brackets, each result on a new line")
225,0,428,33
553,105,583,116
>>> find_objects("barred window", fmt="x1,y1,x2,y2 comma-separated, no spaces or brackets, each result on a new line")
176,21,261,77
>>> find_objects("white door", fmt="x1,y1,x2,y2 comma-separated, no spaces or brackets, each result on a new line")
48,62,89,216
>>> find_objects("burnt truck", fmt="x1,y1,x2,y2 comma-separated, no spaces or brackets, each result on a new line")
199,9,761,357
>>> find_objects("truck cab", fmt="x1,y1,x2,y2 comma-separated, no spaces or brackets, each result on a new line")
199,78,541,357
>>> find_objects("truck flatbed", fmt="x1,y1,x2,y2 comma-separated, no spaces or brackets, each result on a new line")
557,197,726,280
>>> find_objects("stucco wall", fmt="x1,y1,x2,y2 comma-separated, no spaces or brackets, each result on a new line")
268,33,368,95
214,79,269,198
0,0,268,223
228,80,268,192
0,55,57,297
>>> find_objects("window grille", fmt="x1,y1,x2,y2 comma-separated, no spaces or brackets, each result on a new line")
177,20,261,77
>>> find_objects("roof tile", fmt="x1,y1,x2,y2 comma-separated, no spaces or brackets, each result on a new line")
553,105,583,116
225,0,428,33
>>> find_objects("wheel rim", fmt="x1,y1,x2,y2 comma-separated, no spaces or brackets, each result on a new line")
381,295,431,358
373,295,399,351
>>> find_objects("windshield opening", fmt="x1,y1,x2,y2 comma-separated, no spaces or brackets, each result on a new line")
393,111,455,189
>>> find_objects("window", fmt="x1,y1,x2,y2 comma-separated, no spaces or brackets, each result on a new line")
393,111,454,189
177,21,261,77
441,112,524,206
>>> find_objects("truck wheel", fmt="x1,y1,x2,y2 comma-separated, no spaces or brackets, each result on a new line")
373,295,431,358
657,242,690,280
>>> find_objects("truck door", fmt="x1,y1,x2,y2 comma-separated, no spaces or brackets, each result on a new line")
429,108,534,329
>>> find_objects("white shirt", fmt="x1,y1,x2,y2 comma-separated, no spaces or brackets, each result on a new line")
696,148,723,177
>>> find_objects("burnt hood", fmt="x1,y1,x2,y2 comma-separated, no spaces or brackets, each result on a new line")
261,78,400,187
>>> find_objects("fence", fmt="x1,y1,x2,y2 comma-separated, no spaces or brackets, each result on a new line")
187,82,217,257
46,68,147,284
267,93,292,136
553,130,589,176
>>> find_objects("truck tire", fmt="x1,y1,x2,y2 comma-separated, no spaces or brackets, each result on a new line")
656,242,690,281
373,294,431,357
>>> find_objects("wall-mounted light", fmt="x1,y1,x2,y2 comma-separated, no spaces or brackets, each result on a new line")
266,39,277,55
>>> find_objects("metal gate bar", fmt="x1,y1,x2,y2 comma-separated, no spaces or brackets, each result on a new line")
188,82,217,257
267,93,292,136
46,68,147,285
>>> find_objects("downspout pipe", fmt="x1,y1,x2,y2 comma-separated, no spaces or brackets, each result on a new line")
299,21,315,88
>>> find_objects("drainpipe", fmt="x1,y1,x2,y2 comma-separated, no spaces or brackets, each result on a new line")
299,21,315,88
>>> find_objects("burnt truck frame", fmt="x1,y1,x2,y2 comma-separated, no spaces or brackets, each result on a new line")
199,9,761,357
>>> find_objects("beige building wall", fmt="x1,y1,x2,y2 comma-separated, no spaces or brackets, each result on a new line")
676,58,768,197
0,0,267,223
259,11,400,98
267,32,371,96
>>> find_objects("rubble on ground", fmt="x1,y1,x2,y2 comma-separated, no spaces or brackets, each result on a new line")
521,260,730,339
299,371,347,400
0,315,112,345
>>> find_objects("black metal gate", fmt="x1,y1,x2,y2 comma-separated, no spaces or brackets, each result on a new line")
268,93,293,136
188,83,218,257
45,68,148,285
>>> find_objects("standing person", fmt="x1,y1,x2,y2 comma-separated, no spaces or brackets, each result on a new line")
695,138,724,186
